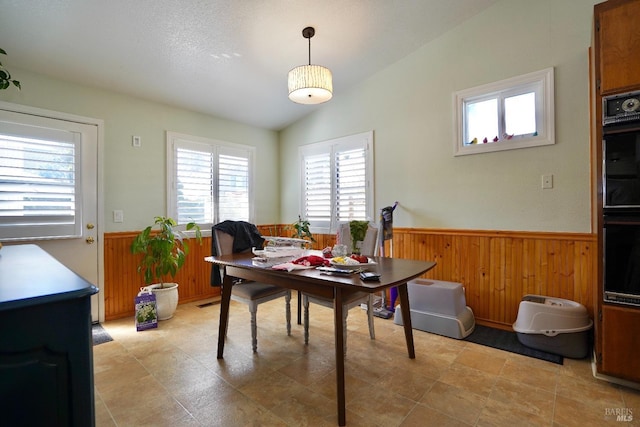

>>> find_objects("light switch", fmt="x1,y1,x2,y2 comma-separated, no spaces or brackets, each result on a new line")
113,210,124,223
132,136,141,147
542,174,553,189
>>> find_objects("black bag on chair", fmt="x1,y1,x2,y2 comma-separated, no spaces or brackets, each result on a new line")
210,220,265,286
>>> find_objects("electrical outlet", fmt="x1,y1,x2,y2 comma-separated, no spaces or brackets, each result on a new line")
542,174,553,189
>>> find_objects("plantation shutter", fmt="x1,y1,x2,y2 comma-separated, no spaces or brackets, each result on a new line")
218,147,250,222
0,125,81,240
169,132,253,226
303,152,332,229
176,145,214,224
336,147,367,222
299,131,373,234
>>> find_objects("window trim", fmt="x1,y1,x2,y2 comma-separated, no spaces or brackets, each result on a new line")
166,131,255,232
453,67,555,156
298,131,374,234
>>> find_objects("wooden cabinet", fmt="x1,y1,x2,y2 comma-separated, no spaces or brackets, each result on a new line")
0,245,98,427
595,0,640,95
600,305,640,383
592,0,640,386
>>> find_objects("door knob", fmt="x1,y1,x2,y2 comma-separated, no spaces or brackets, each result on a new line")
86,236,95,244
86,223,95,230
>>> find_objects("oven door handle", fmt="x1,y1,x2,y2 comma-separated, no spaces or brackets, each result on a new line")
604,219,640,226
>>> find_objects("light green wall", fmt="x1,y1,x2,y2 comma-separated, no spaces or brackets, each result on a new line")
279,0,599,233
1,0,600,234
0,69,280,232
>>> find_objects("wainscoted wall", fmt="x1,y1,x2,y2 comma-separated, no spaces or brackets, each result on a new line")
104,226,596,329
103,225,285,320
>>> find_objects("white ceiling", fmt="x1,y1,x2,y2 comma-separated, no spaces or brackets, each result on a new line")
0,0,497,131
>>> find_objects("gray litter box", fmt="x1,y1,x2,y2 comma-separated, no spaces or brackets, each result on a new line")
512,294,592,359
394,279,475,339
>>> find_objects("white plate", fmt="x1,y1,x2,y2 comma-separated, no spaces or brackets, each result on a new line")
330,258,376,269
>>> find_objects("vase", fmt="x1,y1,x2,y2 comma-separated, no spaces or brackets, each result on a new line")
148,283,179,320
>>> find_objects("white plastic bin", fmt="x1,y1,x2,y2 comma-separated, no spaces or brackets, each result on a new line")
394,279,475,339
512,295,592,358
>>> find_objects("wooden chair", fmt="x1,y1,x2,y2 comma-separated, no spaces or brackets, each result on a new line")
213,228,291,353
303,224,378,354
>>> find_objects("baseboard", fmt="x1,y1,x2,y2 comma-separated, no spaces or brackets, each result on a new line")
591,350,640,391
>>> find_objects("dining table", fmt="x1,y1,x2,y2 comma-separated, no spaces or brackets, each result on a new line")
205,251,436,426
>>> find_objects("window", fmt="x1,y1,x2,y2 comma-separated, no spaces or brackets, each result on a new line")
454,68,554,156
299,131,374,234
166,131,254,228
0,119,83,240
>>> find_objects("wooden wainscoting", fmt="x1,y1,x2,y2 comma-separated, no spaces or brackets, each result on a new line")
104,226,596,327
389,228,596,329
104,232,218,320
103,224,286,320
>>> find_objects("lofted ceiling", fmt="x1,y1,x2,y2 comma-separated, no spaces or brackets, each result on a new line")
0,0,497,131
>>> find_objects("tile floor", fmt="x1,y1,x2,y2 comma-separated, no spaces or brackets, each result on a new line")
94,296,639,427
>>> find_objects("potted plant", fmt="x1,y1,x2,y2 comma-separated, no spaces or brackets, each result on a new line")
130,216,202,320
288,215,315,245
0,48,21,91
349,220,370,254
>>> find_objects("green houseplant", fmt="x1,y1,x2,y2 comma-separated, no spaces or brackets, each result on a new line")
288,215,315,243
349,220,370,254
0,48,21,91
131,216,202,319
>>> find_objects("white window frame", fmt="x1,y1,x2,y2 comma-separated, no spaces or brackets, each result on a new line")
454,67,555,156
299,131,374,234
166,131,255,232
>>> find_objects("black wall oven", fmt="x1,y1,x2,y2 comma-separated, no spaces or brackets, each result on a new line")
602,90,640,307
603,215,640,306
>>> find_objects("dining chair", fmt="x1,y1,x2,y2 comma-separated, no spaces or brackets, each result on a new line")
213,227,291,353
303,224,378,354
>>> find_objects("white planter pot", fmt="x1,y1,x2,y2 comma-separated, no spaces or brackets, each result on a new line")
148,283,179,320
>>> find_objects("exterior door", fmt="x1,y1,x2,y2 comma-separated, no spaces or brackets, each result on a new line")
0,105,102,322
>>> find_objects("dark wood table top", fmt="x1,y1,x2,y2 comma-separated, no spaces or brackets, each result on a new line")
206,251,436,294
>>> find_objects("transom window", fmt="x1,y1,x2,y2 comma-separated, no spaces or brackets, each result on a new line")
299,131,374,234
454,68,555,156
166,131,254,228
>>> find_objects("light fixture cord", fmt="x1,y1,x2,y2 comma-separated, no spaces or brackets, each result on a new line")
308,37,311,65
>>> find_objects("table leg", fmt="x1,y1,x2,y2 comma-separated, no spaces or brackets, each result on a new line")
297,290,302,325
217,276,233,359
398,283,415,359
333,287,346,426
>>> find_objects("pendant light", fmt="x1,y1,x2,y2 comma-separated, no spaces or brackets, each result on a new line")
288,27,333,104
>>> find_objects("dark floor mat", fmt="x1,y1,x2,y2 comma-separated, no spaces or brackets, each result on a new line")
92,323,113,346
464,324,563,364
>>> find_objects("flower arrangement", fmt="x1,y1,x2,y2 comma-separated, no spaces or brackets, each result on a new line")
135,301,157,323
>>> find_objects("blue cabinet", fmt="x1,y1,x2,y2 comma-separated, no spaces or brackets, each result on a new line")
0,244,98,427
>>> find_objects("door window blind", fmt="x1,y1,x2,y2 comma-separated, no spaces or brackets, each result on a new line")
0,127,81,240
